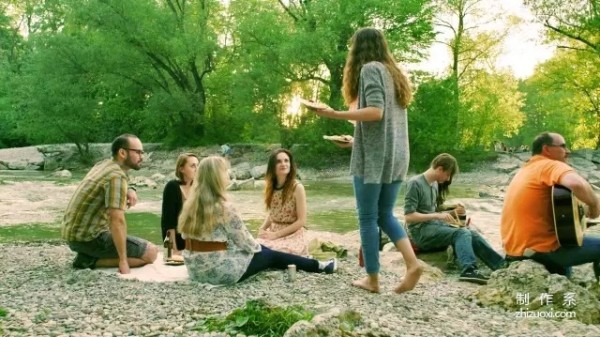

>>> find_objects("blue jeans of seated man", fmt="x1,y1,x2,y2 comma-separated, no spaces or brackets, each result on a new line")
530,236,600,280
408,220,504,273
353,176,407,274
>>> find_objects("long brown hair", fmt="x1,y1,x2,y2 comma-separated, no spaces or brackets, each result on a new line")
342,27,413,108
178,156,229,237
430,153,459,209
264,149,297,209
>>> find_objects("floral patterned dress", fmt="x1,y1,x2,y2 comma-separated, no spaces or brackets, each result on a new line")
183,206,261,285
257,184,308,256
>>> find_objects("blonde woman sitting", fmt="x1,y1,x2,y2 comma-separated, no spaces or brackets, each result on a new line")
177,156,336,285
257,149,308,256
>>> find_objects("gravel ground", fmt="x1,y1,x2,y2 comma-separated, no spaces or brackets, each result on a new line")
1,242,599,337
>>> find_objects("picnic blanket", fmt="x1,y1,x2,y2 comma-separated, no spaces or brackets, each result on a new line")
106,252,189,283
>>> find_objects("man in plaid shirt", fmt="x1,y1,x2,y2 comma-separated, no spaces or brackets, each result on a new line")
62,134,158,274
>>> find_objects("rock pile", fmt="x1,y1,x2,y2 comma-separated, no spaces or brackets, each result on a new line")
473,260,600,324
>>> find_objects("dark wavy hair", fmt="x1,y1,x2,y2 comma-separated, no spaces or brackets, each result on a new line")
430,153,459,208
264,148,297,209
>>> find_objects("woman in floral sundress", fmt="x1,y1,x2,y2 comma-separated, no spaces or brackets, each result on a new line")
257,149,308,256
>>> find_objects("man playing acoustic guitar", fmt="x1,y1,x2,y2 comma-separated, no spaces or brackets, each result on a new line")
501,132,600,281
405,153,506,285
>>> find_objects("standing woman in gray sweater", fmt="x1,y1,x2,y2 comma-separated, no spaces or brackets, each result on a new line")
305,27,422,293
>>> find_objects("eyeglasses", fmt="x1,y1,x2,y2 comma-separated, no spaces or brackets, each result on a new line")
123,148,145,155
547,143,567,149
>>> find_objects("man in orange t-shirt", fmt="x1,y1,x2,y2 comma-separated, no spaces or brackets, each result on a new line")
501,132,600,279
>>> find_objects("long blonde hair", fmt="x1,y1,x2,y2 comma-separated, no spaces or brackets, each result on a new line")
342,27,413,108
177,156,230,237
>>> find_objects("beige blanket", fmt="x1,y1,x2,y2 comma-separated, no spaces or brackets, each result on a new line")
108,252,189,283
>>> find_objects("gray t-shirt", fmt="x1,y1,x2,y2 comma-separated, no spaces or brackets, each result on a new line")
404,174,438,226
350,61,409,184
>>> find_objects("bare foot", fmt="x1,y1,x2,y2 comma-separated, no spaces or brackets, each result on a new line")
394,265,423,294
351,277,380,293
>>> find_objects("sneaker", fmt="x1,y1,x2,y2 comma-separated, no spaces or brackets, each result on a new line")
593,261,600,282
459,267,489,285
323,258,338,274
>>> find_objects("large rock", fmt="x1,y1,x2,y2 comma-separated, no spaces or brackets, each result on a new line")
230,162,252,180
130,176,158,189
513,152,531,162
228,178,256,191
284,307,362,337
592,150,600,164
473,260,600,324
492,154,522,173
52,170,72,178
0,146,44,170
568,156,599,173
251,164,268,179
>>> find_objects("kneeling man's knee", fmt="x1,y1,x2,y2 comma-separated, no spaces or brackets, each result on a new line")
142,243,158,263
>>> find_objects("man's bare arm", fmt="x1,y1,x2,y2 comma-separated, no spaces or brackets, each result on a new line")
108,208,130,274
559,172,600,218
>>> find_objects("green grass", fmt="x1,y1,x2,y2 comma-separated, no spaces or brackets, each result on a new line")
308,209,358,233
0,179,479,244
0,170,84,184
0,307,6,336
0,212,163,244
195,300,314,337
303,181,354,197
0,223,62,242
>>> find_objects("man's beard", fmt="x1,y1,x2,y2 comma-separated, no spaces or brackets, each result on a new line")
125,156,141,170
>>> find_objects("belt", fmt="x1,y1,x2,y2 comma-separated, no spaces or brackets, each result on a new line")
185,239,227,252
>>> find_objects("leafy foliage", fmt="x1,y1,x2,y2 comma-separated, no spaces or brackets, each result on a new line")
196,300,314,337
409,77,460,168
0,0,599,165
519,49,600,149
526,0,600,56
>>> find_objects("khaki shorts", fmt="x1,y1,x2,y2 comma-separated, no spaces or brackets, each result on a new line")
68,231,148,269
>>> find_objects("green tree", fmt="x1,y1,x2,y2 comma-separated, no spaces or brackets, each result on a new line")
459,69,524,148
433,0,524,150
520,49,600,149
526,0,600,57
409,77,460,168
224,0,435,163
0,5,30,147
70,0,222,144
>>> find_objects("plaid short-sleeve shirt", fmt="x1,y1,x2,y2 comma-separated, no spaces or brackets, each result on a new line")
62,159,128,242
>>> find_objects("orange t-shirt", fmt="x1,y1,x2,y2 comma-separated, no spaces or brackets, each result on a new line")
500,155,574,256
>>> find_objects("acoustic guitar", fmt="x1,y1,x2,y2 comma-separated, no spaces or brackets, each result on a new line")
552,184,599,247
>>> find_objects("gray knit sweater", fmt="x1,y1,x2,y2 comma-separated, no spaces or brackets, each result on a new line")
350,61,410,184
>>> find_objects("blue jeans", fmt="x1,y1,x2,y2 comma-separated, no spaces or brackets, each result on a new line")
408,221,505,273
528,236,600,279
353,176,407,274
